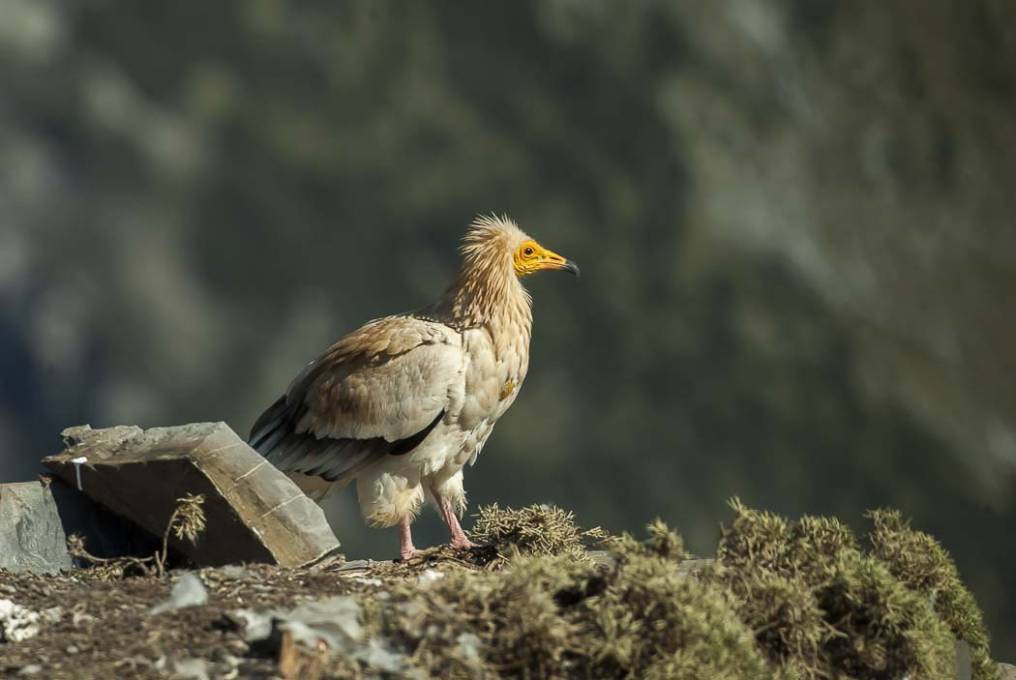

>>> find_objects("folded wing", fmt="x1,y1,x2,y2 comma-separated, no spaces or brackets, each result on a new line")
249,315,462,483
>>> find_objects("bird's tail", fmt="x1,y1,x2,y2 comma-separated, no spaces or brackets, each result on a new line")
248,395,294,456
249,396,340,498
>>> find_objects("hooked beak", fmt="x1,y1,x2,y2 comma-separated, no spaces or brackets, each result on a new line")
540,248,581,277
562,259,581,277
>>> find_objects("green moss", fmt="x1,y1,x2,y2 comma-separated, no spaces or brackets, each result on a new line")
717,500,794,573
639,517,688,560
356,517,773,679
820,552,954,679
714,567,823,678
313,503,994,679
377,555,595,678
717,500,956,680
868,508,998,680
595,525,779,680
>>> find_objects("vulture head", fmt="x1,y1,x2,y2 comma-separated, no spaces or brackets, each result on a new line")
459,214,581,280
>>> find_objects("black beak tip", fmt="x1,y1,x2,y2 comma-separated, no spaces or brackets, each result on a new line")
565,259,581,277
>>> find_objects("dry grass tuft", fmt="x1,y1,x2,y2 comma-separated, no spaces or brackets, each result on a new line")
471,503,609,566
169,493,207,545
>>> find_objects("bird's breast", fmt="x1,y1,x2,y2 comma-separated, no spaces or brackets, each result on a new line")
456,327,529,430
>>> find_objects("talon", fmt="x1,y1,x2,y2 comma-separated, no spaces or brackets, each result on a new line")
450,537,477,551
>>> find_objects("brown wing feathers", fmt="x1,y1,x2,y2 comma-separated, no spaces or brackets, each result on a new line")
248,315,459,483
248,393,445,482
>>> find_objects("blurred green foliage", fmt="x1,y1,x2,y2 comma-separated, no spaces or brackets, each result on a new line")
2,0,1015,657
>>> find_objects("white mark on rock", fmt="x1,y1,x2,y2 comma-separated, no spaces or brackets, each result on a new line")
256,493,302,520
233,459,267,482
203,441,242,457
70,456,88,490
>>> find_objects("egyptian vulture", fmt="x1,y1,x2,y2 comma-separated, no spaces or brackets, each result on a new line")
249,215,579,559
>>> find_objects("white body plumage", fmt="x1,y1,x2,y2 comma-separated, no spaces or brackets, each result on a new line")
354,319,530,527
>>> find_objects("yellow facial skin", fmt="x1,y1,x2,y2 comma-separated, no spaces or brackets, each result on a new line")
513,240,581,277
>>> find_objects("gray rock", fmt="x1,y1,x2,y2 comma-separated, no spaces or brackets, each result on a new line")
43,422,340,568
955,640,971,680
216,565,251,580
0,482,73,574
149,573,208,615
277,596,363,652
357,638,405,673
230,608,275,642
0,478,155,574
238,595,408,672
998,662,1016,680
676,558,716,576
236,596,363,649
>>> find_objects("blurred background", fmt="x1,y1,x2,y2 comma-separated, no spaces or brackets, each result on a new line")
2,0,1015,656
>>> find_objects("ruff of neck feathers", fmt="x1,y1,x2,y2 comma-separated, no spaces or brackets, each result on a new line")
436,227,534,348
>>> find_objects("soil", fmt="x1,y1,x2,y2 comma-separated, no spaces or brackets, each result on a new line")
0,548,493,679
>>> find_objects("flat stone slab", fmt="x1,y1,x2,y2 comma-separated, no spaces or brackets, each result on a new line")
42,423,340,568
0,478,154,574
0,480,76,574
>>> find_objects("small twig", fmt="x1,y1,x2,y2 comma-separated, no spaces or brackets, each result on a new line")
68,493,207,578
156,493,206,577
67,534,156,577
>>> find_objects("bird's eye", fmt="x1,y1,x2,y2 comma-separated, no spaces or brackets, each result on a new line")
523,246,535,257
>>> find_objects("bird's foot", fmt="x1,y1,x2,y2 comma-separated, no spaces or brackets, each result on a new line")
449,535,477,551
399,546,422,562
447,539,499,567
436,495,477,552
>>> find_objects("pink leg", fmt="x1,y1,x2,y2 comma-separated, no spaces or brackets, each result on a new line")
438,496,476,550
399,515,419,561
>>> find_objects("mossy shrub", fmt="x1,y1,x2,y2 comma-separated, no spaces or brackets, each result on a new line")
868,509,998,680
717,500,957,680
335,503,994,680
368,512,776,680
593,531,781,680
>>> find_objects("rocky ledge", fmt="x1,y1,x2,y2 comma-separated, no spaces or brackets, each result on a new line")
0,424,1011,679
